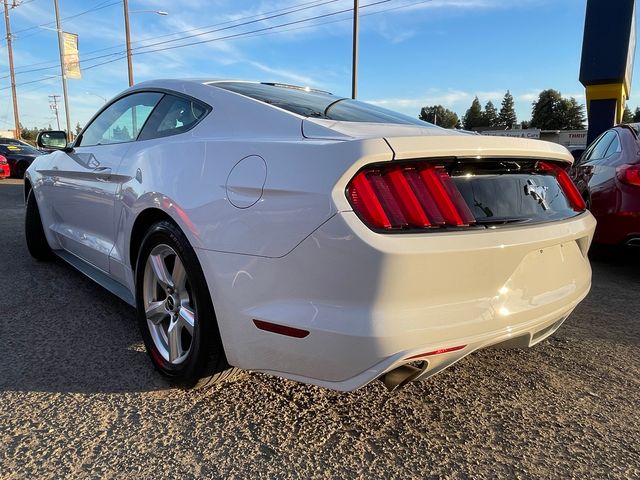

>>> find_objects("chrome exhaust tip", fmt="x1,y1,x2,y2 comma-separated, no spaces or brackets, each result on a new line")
380,363,424,392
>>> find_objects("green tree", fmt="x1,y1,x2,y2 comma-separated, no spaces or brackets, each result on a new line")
463,97,485,130
530,89,586,130
419,105,460,128
520,120,531,129
498,90,517,128
483,101,498,127
633,107,640,122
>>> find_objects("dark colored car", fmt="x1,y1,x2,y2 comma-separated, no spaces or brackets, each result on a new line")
0,143,42,178
570,124,640,245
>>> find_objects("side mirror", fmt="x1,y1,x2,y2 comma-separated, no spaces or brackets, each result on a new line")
36,130,68,151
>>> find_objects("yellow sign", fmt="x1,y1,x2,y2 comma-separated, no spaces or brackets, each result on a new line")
62,32,81,79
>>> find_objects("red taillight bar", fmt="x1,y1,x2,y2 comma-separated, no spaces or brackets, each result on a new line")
348,172,392,229
616,164,640,187
347,162,475,231
537,161,586,211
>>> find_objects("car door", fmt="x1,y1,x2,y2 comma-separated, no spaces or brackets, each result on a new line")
573,131,616,206
47,91,163,272
586,131,622,216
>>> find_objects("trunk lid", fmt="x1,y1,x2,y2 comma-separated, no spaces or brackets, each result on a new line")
342,134,583,231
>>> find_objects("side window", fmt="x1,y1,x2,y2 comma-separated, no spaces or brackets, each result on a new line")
586,131,616,162
138,94,210,141
80,92,163,147
604,132,621,158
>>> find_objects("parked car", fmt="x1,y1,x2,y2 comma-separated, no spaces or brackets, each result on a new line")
26,80,595,392
0,137,34,147
0,143,42,178
0,154,9,179
570,124,640,246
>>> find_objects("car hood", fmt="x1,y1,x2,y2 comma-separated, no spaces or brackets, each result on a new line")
302,118,573,165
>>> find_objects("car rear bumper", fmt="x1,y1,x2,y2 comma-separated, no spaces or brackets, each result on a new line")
593,211,640,245
197,211,596,391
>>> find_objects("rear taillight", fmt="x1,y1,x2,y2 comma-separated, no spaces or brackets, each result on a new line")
0,155,7,165
537,161,586,212
346,163,475,231
616,164,640,187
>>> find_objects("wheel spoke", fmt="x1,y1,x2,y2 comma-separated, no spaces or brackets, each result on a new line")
167,319,181,362
178,306,195,335
172,256,187,293
149,253,173,289
146,300,168,325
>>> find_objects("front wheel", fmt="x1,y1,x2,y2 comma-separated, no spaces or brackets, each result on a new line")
25,190,52,260
135,220,238,388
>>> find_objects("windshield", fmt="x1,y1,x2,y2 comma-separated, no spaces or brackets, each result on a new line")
211,82,433,127
0,143,41,155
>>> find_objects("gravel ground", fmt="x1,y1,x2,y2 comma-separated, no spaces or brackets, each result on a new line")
1,179,639,479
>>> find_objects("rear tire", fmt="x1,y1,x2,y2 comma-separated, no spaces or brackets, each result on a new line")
16,161,28,179
135,220,239,389
25,190,52,261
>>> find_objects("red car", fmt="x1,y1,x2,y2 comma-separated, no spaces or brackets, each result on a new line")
0,154,9,179
571,124,640,245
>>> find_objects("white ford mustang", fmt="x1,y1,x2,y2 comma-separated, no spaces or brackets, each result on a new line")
26,80,595,391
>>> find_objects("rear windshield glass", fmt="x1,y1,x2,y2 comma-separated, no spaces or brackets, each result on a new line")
211,82,432,127
0,143,41,155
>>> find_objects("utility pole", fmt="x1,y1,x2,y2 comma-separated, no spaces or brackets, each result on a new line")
53,0,72,137
3,0,20,139
48,95,61,130
351,0,359,99
123,0,133,86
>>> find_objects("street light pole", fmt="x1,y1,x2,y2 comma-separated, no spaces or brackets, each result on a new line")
123,0,133,86
53,0,72,137
3,0,20,139
351,0,359,99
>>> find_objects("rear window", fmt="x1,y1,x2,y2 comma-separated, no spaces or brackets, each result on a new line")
0,143,41,155
211,82,432,127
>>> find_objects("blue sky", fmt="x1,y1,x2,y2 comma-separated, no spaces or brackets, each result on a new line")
0,0,635,130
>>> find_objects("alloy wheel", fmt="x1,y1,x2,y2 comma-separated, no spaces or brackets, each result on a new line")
143,244,195,365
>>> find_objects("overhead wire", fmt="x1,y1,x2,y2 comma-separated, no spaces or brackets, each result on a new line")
9,0,342,73
2,0,432,91
11,0,118,35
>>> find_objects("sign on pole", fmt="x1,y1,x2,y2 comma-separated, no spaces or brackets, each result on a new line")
62,32,81,79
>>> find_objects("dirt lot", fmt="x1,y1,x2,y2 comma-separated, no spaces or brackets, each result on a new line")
0,179,639,479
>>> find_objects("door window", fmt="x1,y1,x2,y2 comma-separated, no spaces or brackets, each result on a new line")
138,94,210,141
80,92,163,146
603,132,621,157
584,131,616,162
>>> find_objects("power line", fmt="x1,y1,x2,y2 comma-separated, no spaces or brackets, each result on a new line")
6,0,343,77
130,0,391,56
12,0,118,35
2,0,431,91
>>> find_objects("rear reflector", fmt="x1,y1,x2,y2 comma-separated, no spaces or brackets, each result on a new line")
347,162,475,230
406,345,466,359
537,161,586,212
617,164,640,187
253,319,310,338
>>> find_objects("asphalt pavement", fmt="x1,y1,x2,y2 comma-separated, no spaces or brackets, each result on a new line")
0,179,638,479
